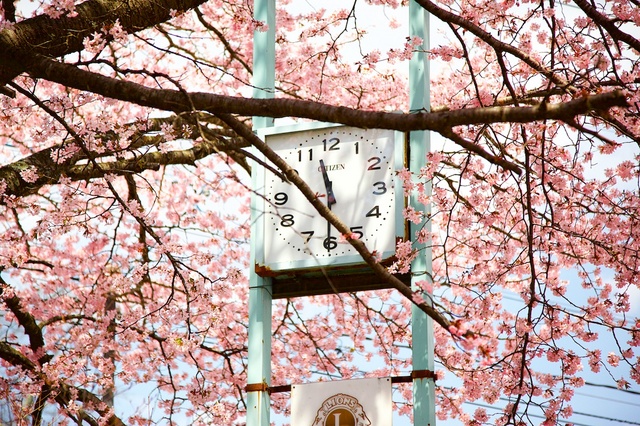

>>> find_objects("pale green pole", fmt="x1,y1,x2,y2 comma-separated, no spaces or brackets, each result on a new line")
252,0,276,130
409,1,436,425
248,0,275,425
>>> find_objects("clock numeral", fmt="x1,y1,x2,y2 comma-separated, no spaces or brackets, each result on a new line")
298,148,313,162
323,137,340,151
372,181,387,195
274,192,289,205
350,226,364,239
367,157,382,170
354,141,359,155
301,230,315,243
280,214,295,227
365,206,382,218
323,236,338,251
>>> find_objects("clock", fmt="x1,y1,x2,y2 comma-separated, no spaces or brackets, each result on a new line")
256,123,405,272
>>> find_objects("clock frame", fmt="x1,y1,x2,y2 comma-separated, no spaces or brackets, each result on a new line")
255,122,406,273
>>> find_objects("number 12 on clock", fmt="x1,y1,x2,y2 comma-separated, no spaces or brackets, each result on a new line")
258,123,405,272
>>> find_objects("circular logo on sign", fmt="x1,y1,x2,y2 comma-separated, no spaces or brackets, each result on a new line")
312,393,371,426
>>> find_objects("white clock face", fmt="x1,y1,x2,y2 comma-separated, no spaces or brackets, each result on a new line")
261,125,400,270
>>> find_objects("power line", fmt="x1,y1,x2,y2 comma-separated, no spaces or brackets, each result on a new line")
583,380,640,396
463,400,596,426
575,390,640,407
569,408,640,425
454,388,640,426
463,399,640,426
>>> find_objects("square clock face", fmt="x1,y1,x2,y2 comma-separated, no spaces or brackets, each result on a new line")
256,123,404,272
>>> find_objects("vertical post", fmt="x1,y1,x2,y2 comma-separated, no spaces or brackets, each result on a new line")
409,1,436,425
248,0,275,425
253,0,276,130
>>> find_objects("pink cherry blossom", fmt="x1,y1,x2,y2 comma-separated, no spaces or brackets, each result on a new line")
0,0,638,425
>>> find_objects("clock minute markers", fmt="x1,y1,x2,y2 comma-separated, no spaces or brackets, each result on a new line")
261,126,399,268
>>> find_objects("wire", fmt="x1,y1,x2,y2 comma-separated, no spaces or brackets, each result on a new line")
583,380,640,396
463,399,640,426
569,409,640,425
463,400,595,426
575,390,640,407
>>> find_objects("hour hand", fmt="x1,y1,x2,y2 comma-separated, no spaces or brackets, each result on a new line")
319,160,336,206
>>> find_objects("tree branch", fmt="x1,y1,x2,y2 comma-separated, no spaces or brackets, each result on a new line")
0,0,208,86
441,128,522,174
216,112,455,332
17,54,629,135
0,341,37,371
572,0,640,53
0,276,49,364
0,54,629,199
1,85,248,200
0,136,248,200
412,0,572,92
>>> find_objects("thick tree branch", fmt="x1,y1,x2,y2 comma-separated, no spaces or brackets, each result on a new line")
1,85,247,200
0,54,629,200
0,276,51,366
1,292,47,359
14,54,628,134
0,136,246,200
572,0,640,54
0,0,208,87
0,341,37,371
216,112,454,332
1,0,15,22
0,54,628,198
412,0,573,92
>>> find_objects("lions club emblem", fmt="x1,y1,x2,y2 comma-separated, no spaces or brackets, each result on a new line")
311,393,372,426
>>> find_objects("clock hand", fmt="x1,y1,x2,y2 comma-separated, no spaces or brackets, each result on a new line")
319,159,336,206
319,159,336,253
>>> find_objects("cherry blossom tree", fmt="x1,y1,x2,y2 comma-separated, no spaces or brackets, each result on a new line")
0,0,638,425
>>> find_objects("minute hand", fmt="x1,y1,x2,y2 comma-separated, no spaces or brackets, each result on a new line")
319,160,337,206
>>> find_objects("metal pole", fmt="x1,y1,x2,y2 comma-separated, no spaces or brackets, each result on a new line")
409,1,436,425
248,0,275,425
252,0,276,130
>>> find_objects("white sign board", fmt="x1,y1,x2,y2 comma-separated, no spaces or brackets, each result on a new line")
291,377,392,426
